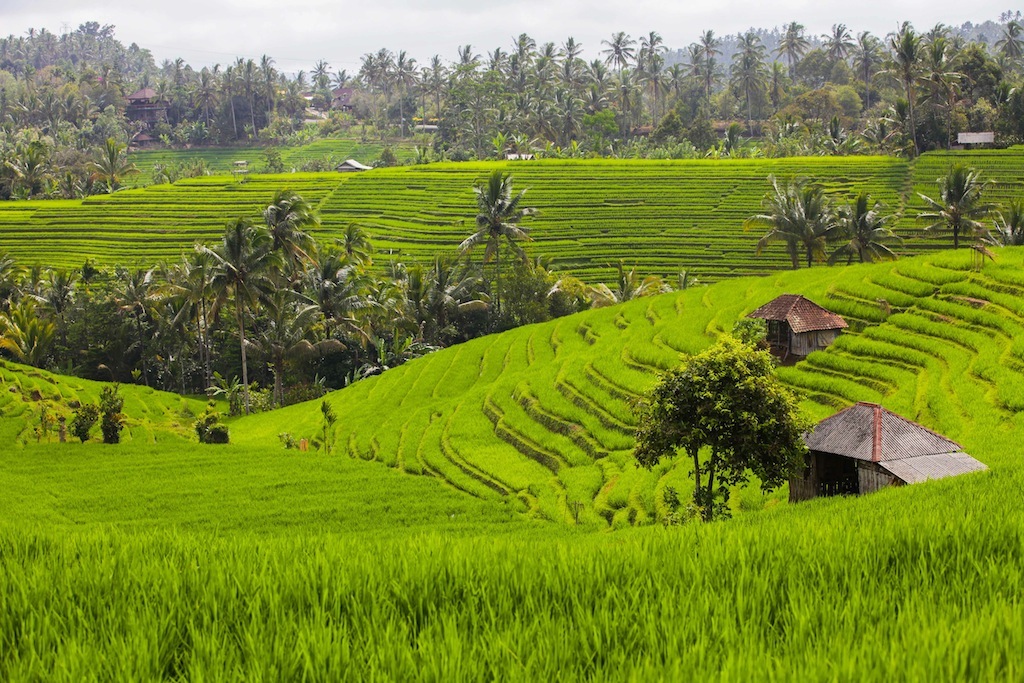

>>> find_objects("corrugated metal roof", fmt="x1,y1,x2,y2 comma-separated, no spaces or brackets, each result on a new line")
805,403,988,484
747,294,849,334
879,453,988,483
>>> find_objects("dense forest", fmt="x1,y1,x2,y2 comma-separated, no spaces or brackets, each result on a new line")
2,15,1024,199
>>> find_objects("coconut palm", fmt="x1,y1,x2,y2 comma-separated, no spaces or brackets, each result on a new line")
0,301,55,367
91,137,138,193
823,24,854,63
459,170,536,315
588,261,670,308
731,32,768,130
829,193,901,264
601,32,635,73
776,22,809,78
995,20,1024,63
918,164,994,249
887,22,922,156
305,249,372,343
262,189,319,275
852,32,882,109
202,218,283,414
747,176,839,269
112,266,157,386
993,199,1024,246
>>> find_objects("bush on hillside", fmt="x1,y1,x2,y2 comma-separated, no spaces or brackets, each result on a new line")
70,404,100,443
99,385,124,444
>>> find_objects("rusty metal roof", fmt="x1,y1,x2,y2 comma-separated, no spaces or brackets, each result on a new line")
805,402,988,483
747,294,848,334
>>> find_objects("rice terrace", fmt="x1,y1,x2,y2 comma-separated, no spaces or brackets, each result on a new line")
2,9,1024,681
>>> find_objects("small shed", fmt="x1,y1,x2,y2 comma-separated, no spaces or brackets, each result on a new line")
748,294,847,359
790,402,987,502
336,159,372,172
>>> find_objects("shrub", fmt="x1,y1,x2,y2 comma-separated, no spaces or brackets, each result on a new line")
99,385,124,444
70,404,100,443
195,405,229,444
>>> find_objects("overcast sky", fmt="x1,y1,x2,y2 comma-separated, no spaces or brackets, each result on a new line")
4,0,1013,73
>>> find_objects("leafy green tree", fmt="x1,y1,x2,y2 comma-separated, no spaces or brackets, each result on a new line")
70,403,100,442
918,163,994,249
747,176,839,268
90,137,138,193
830,192,901,264
202,218,283,414
459,170,536,316
99,384,124,444
633,336,810,522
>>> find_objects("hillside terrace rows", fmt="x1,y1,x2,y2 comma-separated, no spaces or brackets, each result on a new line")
234,249,1024,527
0,151,1020,281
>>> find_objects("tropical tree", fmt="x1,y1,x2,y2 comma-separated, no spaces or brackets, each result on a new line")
747,176,839,268
458,170,536,316
91,137,138,193
202,218,282,414
994,20,1024,64
633,336,810,521
588,261,669,307
731,31,768,130
601,32,635,73
993,199,1024,246
852,31,883,109
918,164,994,249
887,22,923,155
776,22,809,78
829,192,901,264
262,189,319,275
823,24,854,63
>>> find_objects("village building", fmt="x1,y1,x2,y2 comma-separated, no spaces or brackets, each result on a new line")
125,88,168,130
335,159,372,172
790,402,988,502
748,294,848,360
331,87,355,112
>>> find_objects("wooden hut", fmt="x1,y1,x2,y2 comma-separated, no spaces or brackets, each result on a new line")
790,402,987,502
335,159,372,172
748,294,848,360
125,88,168,128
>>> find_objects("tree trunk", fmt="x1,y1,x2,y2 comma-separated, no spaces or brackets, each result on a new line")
704,449,718,522
690,446,702,512
807,245,813,268
237,301,250,415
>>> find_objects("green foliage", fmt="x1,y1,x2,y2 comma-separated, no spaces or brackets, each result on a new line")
99,385,124,444
195,405,229,444
319,400,337,454
633,336,810,521
69,404,100,443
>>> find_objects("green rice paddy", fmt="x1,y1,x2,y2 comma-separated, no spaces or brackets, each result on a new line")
1,149,1022,282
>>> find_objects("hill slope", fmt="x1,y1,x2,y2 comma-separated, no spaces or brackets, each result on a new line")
1,150,1021,282
235,247,1024,527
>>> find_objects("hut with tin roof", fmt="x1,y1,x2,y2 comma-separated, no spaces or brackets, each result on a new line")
790,402,987,502
748,294,847,360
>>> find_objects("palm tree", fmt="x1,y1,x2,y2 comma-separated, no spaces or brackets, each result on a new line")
776,22,809,78
601,32,635,73
262,189,319,275
6,140,51,197
852,32,882,109
746,176,838,268
91,137,138,193
995,20,1024,64
823,24,854,63
731,32,768,130
830,193,901,264
202,218,282,414
337,223,373,266
459,170,536,315
393,50,418,134
112,266,157,386
306,248,371,343
919,37,962,148
588,261,669,307
993,199,1024,246
696,31,722,102
918,164,994,249
887,22,922,156
0,301,55,367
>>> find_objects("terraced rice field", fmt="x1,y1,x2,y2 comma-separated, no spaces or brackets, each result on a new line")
129,137,418,182
0,151,1022,282
238,248,1024,527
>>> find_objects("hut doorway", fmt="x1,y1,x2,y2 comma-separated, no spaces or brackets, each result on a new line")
816,454,859,496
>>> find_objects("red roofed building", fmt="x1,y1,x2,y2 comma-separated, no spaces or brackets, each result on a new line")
791,402,987,501
747,294,848,360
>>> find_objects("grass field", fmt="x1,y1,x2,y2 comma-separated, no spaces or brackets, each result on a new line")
3,192,1024,676
1,150,1022,282
128,136,420,183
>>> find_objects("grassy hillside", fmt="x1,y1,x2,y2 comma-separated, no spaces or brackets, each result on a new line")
0,150,1021,281
2,249,1024,678
233,247,1024,528
128,136,419,183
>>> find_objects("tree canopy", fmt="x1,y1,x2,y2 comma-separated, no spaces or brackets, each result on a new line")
633,336,810,521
